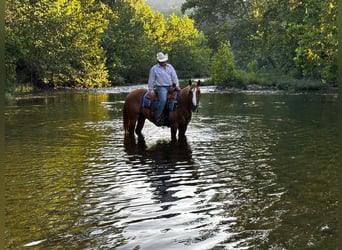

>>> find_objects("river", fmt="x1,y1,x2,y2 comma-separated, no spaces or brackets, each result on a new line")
4,85,338,249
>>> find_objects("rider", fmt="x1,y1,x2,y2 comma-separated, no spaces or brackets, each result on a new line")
148,52,180,125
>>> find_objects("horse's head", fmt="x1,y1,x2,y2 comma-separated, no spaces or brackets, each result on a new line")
188,79,201,112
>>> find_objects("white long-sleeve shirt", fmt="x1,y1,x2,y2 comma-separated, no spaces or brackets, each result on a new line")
147,63,179,92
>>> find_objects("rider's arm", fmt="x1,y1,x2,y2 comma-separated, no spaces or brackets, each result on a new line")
147,66,156,93
169,65,179,88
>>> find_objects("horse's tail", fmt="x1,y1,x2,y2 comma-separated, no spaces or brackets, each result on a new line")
123,102,129,134
123,88,147,135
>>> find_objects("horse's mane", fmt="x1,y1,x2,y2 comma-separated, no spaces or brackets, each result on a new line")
180,84,191,94
179,85,191,100
178,82,198,106
181,81,198,94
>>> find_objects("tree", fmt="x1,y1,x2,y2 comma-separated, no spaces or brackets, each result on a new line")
292,0,337,83
211,41,237,86
161,13,211,78
6,0,213,90
102,0,160,84
111,0,210,82
182,0,337,84
253,0,337,82
6,0,110,88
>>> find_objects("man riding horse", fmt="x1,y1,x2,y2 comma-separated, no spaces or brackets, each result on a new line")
122,52,201,140
148,52,181,126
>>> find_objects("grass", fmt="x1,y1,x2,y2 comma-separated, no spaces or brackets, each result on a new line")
14,84,34,93
214,70,331,91
272,78,327,91
5,83,36,103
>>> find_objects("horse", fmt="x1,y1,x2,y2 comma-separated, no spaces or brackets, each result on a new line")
123,80,201,140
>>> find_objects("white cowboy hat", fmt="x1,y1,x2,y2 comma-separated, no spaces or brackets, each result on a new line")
156,52,168,62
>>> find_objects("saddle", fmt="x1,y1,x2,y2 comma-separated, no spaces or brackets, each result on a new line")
142,88,179,125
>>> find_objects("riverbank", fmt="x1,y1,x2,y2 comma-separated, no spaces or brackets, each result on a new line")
5,77,338,102
199,73,337,92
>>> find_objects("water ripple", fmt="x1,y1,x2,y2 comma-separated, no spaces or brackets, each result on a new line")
5,91,337,249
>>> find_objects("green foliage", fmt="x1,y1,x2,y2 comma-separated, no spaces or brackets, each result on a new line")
247,60,258,73
133,0,212,80
6,0,111,89
211,41,237,86
6,0,336,91
291,0,337,83
235,71,268,87
5,0,212,90
161,14,212,78
182,0,337,85
102,0,156,84
274,78,325,91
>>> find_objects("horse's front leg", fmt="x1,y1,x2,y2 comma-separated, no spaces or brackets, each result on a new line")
127,118,137,136
135,113,146,136
178,124,188,139
170,124,178,141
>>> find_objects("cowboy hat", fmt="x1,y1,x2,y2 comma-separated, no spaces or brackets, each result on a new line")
156,52,168,62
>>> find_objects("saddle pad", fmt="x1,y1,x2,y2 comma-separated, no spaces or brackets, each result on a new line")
142,90,177,111
142,91,159,110
142,91,151,108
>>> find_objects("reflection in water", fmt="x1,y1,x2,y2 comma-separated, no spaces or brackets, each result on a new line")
4,90,338,249
124,136,195,203
124,135,193,164
117,135,233,250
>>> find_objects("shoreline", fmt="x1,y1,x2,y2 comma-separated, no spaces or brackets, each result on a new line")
6,83,338,103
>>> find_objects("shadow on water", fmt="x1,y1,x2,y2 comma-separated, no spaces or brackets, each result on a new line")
124,135,192,162
123,135,196,204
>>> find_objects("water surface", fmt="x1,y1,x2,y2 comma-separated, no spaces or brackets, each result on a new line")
5,86,338,249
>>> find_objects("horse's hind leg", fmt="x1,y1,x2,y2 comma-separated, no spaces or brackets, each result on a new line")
123,103,136,136
135,114,145,136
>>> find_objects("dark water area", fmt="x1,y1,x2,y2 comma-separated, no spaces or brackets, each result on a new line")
4,86,338,249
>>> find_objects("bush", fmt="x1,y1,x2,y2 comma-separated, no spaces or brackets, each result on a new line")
211,41,237,86
274,78,325,91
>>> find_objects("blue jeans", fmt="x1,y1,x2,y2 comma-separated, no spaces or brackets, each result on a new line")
156,86,170,120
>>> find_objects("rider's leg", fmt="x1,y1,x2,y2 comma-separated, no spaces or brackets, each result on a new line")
156,86,169,121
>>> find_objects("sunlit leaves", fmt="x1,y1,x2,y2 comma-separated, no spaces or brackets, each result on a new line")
182,0,337,83
6,0,111,88
6,0,213,88
108,0,211,80
292,0,337,82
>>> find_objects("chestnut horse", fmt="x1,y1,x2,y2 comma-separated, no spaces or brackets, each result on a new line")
123,80,201,140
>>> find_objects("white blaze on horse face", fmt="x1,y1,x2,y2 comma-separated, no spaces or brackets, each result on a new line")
192,88,197,107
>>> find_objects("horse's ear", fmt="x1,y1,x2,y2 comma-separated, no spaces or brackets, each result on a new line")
197,80,201,86
188,80,192,86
